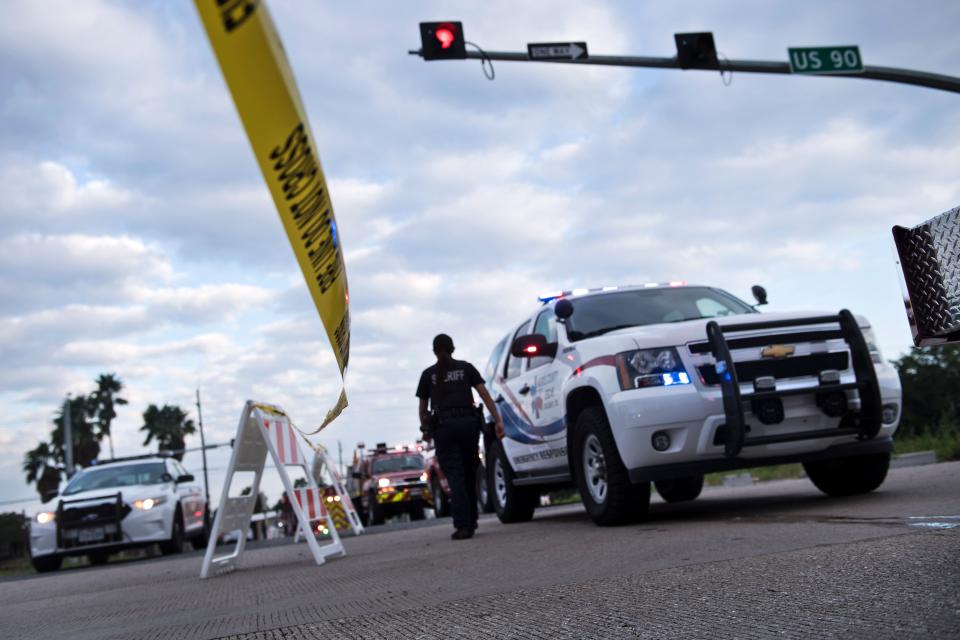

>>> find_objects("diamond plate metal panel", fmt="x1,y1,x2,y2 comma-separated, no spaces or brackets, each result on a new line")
893,205,960,345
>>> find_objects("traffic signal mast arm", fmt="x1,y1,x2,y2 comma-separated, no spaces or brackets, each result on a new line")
409,48,960,95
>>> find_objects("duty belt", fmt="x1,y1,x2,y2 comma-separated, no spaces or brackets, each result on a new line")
437,407,478,419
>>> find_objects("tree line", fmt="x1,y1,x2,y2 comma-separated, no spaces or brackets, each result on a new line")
891,344,959,439
22,373,197,500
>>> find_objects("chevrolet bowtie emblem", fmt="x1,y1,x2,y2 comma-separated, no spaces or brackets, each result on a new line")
761,344,796,359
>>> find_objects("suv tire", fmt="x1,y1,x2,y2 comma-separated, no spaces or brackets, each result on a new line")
803,452,890,497
431,477,450,517
574,408,650,526
489,440,537,523
655,475,704,503
477,463,494,514
31,554,62,573
160,507,185,555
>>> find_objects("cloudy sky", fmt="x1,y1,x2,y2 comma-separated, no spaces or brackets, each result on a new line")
2,1,958,512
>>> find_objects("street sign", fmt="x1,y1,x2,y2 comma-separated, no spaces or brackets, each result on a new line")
527,42,588,61
788,46,863,74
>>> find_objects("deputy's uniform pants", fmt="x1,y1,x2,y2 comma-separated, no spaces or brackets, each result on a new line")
434,415,480,531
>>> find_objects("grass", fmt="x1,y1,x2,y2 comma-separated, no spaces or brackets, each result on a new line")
893,428,960,461
702,429,960,487
704,463,804,487
0,556,32,577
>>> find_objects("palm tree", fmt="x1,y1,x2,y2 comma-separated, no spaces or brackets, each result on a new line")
50,395,101,469
22,442,61,501
140,404,197,461
92,373,127,459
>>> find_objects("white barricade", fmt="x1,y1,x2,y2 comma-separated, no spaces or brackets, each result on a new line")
200,401,345,578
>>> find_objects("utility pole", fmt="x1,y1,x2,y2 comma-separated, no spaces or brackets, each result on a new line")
338,440,343,477
63,396,74,478
195,389,211,526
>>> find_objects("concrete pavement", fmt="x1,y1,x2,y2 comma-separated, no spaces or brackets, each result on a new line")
4,461,958,639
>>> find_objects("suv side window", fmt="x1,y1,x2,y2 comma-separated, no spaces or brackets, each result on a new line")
528,310,557,370
484,335,509,384
504,321,531,380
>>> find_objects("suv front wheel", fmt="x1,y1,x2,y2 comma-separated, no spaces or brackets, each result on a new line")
803,452,890,497
574,408,650,526
655,475,704,503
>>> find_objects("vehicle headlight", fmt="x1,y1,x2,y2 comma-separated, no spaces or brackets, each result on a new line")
419,472,428,482
36,511,56,524
861,327,883,364
377,477,391,488
132,496,167,510
616,347,691,390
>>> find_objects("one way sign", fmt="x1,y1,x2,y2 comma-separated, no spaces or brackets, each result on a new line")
527,42,589,61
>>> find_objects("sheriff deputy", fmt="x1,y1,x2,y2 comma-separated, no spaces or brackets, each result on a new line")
417,334,504,540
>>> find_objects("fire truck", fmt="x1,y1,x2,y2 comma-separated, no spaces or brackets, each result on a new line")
347,443,429,526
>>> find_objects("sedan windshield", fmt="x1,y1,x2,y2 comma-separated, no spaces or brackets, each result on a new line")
371,455,424,474
62,462,168,496
565,287,755,341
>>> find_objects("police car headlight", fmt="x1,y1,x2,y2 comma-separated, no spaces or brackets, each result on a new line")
132,496,167,510
616,347,691,390
377,477,391,488
419,472,428,482
36,511,56,524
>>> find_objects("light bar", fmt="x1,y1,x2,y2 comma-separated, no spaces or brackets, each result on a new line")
537,282,690,303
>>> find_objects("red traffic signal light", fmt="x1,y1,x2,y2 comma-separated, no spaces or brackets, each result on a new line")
419,21,467,60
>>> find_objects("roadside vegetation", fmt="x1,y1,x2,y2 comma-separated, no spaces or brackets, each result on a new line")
21,373,197,500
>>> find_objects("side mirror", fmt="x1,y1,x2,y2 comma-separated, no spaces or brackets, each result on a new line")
751,285,768,306
176,473,195,483
554,298,574,320
511,334,555,358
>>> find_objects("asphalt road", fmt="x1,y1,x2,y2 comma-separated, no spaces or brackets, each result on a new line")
4,462,958,639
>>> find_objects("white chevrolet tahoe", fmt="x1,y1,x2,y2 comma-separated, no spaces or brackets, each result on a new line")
482,283,902,526
29,455,207,572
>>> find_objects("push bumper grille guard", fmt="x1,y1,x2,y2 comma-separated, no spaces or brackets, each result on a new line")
56,492,126,550
706,309,882,457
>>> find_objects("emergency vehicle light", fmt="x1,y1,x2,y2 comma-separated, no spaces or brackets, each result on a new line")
538,291,565,303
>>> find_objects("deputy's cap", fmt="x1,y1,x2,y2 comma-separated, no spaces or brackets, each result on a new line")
433,333,455,354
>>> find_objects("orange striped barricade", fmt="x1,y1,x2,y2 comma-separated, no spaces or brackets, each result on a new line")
200,401,345,578
308,445,364,536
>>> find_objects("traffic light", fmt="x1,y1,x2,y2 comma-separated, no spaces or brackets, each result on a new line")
674,32,718,69
419,21,467,60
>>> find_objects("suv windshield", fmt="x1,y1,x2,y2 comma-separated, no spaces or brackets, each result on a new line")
62,462,168,496
371,455,424,474
565,287,755,341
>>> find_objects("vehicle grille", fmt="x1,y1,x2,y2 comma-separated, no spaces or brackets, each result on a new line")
59,502,130,525
698,352,849,386
57,496,129,549
688,330,844,354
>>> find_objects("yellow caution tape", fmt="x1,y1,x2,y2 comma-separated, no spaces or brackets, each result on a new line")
195,0,349,432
